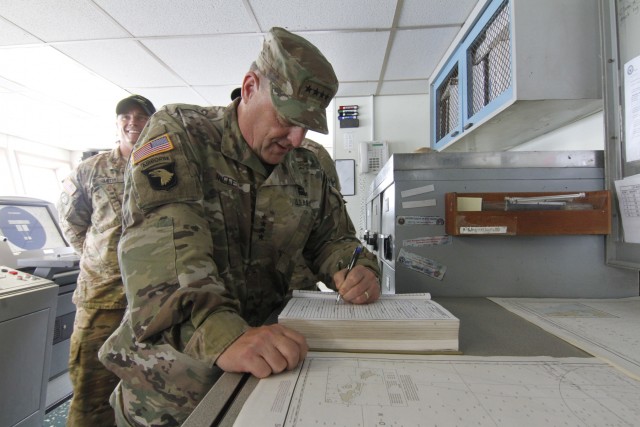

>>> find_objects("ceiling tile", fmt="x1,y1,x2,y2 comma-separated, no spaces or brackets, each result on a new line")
399,0,478,26
0,17,42,46
384,27,460,80
249,0,396,30
0,46,127,115
0,0,484,152
95,0,256,37
194,85,244,106
57,39,184,87
124,86,210,109
0,81,11,93
141,34,262,86
0,0,129,42
304,31,390,82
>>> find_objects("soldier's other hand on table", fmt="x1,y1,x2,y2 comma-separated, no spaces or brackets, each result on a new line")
334,265,380,304
216,324,308,378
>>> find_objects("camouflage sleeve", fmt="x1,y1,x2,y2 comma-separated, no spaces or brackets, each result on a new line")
120,110,249,363
305,183,379,288
57,167,91,254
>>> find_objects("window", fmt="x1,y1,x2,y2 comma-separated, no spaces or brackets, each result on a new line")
0,148,18,196
16,153,71,204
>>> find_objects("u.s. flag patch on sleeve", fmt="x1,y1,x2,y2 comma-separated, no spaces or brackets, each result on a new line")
133,134,175,165
62,177,77,195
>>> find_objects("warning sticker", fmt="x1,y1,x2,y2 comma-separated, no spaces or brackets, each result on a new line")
397,248,447,280
403,235,452,247
397,216,444,226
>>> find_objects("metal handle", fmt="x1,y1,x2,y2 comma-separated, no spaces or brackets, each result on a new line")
383,235,393,260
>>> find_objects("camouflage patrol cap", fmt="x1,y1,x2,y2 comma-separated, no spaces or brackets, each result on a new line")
256,27,338,134
116,95,156,116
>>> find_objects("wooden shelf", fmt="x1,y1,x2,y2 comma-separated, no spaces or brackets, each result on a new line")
445,191,611,236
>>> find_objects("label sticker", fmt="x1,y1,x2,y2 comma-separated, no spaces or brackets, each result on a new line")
397,216,445,226
397,248,446,280
403,235,452,247
460,226,508,234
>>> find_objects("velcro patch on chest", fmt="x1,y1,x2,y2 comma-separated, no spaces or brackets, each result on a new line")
133,134,175,165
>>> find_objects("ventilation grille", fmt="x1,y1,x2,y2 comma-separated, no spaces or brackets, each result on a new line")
468,0,512,117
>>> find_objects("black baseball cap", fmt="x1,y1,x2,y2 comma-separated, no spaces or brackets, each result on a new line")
116,95,156,116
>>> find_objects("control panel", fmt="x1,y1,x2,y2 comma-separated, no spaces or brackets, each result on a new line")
1,265,58,427
0,265,55,294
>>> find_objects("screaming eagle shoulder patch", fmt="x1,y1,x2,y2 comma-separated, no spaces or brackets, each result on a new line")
133,134,175,165
142,163,178,191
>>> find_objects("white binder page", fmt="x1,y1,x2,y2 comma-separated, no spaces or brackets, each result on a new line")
280,292,448,321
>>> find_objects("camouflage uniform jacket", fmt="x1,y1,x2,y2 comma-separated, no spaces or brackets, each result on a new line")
300,139,341,192
57,147,127,309
291,139,342,290
99,101,379,425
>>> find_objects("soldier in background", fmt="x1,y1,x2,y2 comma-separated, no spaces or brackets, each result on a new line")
57,95,155,426
100,27,380,425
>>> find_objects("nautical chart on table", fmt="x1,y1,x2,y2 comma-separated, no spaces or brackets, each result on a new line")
490,297,640,380
233,352,640,427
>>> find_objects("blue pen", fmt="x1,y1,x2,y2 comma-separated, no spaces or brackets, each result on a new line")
336,245,363,303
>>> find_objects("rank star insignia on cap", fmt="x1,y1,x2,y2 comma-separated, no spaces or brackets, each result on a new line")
256,27,339,134
133,134,175,165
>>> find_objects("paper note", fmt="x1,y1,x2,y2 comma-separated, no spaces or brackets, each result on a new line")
614,173,640,243
457,197,482,211
624,55,640,162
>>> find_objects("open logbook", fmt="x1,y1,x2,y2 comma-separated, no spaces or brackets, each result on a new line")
278,291,459,354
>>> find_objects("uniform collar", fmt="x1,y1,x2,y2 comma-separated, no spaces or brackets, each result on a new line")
110,145,127,166
220,101,308,187
221,100,273,178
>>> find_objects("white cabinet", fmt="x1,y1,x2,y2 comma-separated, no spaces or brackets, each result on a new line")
431,0,602,152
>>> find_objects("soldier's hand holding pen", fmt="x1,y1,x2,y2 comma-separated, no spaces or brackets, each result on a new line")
334,246,380,304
